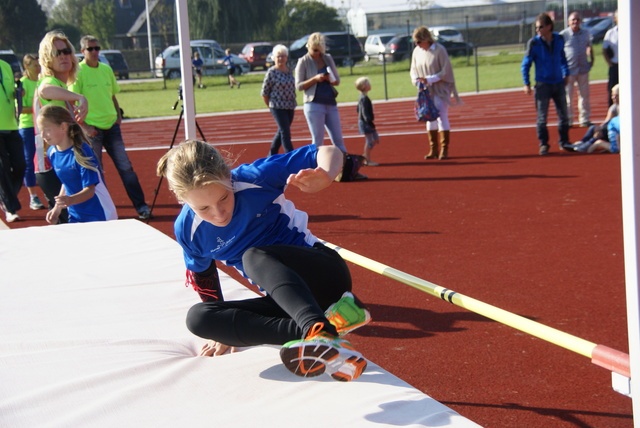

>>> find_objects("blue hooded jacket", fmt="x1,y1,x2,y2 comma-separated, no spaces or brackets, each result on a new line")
521,32,569,86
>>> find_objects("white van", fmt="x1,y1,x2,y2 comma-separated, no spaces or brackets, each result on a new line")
155,43,248,79
430,26,464,43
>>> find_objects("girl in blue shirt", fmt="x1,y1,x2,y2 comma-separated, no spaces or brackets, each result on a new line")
37,104,117,224
157,140,369,381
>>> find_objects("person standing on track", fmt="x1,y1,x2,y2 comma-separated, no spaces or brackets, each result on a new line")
560,11,594,128
521,12,571,156
70,35,151,220
410,26,461,160
602,10,618,107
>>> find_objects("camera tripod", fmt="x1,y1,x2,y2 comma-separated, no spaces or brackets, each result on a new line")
147,86,206,222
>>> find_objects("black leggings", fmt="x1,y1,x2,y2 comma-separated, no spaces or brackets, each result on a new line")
186,243,352,347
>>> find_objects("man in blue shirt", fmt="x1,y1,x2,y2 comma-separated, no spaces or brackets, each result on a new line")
522,12,571,155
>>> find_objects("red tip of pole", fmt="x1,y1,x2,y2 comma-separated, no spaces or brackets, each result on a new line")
591,345,630,377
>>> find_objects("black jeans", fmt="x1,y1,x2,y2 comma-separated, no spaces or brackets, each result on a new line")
0,131,25,214
607,64,619,107
186,243,352,347
269,108,295,155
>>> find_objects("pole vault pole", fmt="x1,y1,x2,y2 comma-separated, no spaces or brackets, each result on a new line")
321,241,631,379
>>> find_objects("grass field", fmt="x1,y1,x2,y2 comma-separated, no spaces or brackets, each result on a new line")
117,44,609,119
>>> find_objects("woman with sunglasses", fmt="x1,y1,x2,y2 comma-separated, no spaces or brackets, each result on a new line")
410,26,461,160
33,31,90,222
294,32,347,153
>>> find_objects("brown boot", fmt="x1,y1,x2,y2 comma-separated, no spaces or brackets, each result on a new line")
424,130,439,159
438,130,450,159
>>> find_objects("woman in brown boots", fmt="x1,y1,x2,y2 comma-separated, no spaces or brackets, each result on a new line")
410,26,462,159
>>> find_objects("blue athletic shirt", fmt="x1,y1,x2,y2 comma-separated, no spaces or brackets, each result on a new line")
47,143,118,223
175,144,321,278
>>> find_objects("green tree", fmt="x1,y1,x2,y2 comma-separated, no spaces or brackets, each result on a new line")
80,0,116,47
151,0,175,48
188,0,284,43
0,0,48,53
274,0,343,42
48,0,89,29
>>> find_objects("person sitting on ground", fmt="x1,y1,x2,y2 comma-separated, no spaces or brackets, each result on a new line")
156,140,371,382
570,84,619,153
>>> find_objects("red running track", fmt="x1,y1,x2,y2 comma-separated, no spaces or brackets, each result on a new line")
7,82,633,427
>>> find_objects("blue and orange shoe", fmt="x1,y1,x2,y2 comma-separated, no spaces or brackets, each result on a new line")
280,322,367,382
325,291,372,336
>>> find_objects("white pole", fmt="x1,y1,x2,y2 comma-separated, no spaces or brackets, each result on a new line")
175,0,196,140
145,0,154,77
618,0,639,420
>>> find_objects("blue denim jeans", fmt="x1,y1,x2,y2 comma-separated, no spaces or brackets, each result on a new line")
19,127,37,187
303,102,347,153
534,81,570,147
269,108,295,155
89,124,148,212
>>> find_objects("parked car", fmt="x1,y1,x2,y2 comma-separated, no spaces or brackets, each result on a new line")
239,42,273,71
381,34,473,62
0,50,22,76
363,33,395,61
439,40,474,57
583,15,614,43
382,34,414,62
75,52,111,66
155,43,249,79
430,26,464,43
191,39,223,52
101,50,129,80
289,32,364,66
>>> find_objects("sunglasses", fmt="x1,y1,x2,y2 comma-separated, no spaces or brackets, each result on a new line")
535,25,546,30
86,46,101,52
55,48,73,57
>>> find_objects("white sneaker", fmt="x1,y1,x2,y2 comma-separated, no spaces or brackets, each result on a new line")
6,212,20,223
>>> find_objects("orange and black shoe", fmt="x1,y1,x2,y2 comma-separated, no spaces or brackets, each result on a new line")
279,322,367,382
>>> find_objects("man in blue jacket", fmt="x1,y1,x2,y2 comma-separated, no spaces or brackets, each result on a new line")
522,12,571,155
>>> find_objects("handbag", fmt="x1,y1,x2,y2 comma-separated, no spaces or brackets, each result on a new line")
414,81,440,122
335,154,367,182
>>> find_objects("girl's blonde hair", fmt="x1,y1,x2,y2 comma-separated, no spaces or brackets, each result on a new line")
22,54,39,78
37,104,98,172
307,32,326,54
157,139,233,201
355,76,370,92
38,31,79,83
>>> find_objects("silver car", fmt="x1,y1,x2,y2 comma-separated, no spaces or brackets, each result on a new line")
155,44,249,79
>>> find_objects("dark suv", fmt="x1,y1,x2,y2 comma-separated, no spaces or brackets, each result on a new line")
0,50,22,77
382,34,473,62
289,32,364,66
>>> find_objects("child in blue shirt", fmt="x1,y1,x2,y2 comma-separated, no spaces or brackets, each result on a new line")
157,140,371,381
37,104,117,224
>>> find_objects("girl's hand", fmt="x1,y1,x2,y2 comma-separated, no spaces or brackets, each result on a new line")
199,340,235,357
45,205,61,225
287,167,332,193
